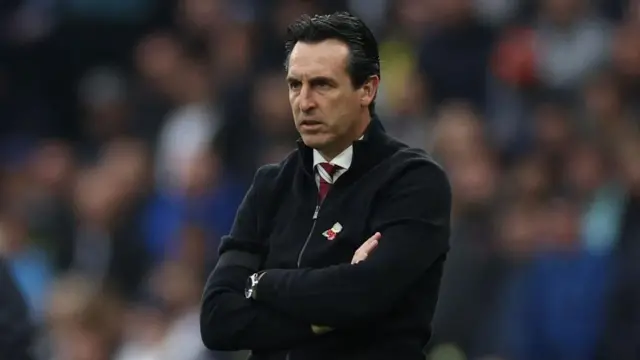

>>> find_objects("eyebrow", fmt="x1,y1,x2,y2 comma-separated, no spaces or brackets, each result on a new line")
286,75,336,85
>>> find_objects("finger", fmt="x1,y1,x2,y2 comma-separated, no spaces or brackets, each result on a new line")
351,233,382,264
351,250,370,264
359,232,381,253
351,251,369,264
351,249,367,264
357,240,378,257
355,233,381,259
351,254,366,264
351,244,375,264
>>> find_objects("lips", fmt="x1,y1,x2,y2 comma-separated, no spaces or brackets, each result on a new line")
300,120,322,126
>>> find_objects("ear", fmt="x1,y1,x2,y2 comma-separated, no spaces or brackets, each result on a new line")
359,75,380,108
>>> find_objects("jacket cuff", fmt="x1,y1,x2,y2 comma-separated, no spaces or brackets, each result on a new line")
255,269,285,301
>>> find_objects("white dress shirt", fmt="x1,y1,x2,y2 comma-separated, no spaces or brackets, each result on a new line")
312,136,363,186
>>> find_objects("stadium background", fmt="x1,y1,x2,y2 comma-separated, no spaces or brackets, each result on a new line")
2,0,640,359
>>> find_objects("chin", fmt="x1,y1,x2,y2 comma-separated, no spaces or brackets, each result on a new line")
300,133,330,150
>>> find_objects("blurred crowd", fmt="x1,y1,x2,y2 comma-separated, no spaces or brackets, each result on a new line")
1,0,640,359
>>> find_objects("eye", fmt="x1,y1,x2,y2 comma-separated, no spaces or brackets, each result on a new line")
311,79,333,90
288,80,301,90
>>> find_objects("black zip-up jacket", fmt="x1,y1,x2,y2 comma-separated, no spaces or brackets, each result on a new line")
0,257,33,360
201,118,451,360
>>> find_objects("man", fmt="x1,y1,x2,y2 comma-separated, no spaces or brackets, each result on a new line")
200,12,451,360
0,257,33,360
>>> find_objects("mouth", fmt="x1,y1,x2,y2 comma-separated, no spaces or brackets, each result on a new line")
300,119,322,125
299,120,324,130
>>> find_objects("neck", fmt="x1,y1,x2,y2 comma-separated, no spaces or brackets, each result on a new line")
318,146,346,162
319,114,371,160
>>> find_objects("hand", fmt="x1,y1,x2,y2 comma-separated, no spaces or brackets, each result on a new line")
310,233,380,335
351,232,381,264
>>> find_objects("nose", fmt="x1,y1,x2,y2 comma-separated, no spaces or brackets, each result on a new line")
298,85,316,113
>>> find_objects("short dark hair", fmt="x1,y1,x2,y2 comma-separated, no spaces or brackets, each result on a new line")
284,12,381,113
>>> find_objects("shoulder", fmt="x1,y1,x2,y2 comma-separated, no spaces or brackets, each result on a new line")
372,144,452,219
386,144,450,194
251,149,301,191
370,143,451,230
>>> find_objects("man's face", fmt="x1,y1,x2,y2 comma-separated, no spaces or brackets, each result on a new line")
286,40,367,155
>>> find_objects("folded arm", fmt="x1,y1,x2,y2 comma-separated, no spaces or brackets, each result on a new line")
200,167,315,351
254,162,451,327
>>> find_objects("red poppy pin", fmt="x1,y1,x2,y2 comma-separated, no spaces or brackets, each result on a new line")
322,222,343,241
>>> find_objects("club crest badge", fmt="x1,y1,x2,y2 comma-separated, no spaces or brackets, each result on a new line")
322,222,343,241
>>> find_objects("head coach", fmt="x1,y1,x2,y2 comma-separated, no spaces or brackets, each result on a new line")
200,11,451,360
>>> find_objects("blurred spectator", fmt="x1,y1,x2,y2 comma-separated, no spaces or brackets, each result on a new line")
596,135,640,359
495,196,615,360
418,0,495,110
0,199,53,324
143,144,244,268
77,67,132,163
251,70,297,164
534,0,611,92
154,47,221,192
59,163,151,300
115,262,209,360
45,275,123,360
581,69,634,141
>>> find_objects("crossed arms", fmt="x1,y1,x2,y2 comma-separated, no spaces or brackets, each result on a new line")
200,163,450,351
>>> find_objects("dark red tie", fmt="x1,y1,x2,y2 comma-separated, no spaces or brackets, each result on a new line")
318,162,339,203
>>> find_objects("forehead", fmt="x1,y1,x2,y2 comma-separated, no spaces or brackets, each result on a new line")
287,39,350,79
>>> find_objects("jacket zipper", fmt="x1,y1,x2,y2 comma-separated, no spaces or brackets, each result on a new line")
288,203,320,360
290,175,339,359
296,204,320,267
285,204,320,360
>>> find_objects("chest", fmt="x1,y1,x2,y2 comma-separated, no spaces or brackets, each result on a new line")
261,172,380,270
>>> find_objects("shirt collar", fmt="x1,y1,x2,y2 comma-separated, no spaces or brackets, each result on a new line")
312,135,363,171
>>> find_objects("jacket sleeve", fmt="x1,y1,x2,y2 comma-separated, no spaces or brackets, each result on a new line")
200,166,315,351
0,258,33,360
254,162,451,327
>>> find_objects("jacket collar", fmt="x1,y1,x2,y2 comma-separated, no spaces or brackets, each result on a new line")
297,115,394,184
